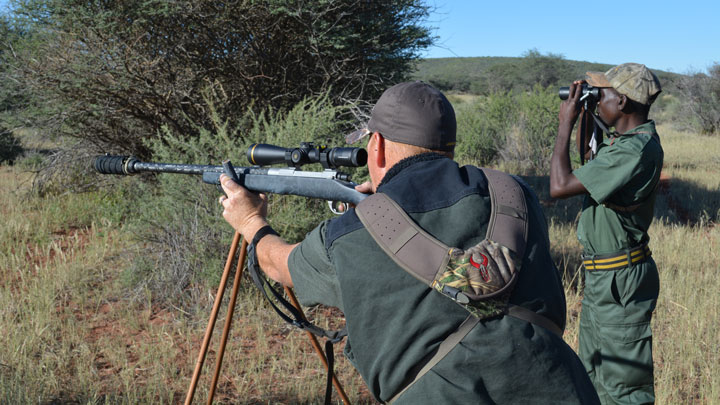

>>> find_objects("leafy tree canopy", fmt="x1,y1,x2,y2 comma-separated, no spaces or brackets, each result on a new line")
3,0,434,157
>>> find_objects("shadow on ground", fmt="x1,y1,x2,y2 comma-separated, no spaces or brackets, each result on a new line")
520,173,720,288
520,173,720,227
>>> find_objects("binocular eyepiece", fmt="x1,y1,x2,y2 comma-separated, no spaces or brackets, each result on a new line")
247,142,367,169
558,84,600,101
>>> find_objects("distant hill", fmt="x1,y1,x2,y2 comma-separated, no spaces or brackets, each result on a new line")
411,57,682,95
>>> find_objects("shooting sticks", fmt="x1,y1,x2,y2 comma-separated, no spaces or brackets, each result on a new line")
183,231,350,404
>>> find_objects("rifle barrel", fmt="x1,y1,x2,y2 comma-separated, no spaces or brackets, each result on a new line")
133,161,222,175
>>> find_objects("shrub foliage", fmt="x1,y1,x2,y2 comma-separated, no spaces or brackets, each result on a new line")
124,95,363,302
455,85,560,174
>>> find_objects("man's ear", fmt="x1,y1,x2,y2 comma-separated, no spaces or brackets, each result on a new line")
618,93,629,113
372,132,386,168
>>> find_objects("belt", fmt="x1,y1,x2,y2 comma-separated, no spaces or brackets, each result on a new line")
582,244,651,271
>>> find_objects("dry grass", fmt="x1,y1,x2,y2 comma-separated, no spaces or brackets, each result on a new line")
0,164,371,404
1,124,718,403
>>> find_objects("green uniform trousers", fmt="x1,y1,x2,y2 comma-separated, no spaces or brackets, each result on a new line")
579,258,659,404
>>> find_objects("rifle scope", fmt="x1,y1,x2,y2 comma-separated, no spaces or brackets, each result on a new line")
247,143,367,169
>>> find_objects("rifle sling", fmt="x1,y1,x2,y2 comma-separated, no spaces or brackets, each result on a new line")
247,226,346,405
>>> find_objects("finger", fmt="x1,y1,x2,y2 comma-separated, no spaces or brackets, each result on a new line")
220,174,243,195
354,181,373,194
569,81,580,99
570,82,582,103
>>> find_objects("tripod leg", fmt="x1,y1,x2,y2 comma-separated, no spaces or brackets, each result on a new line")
207,238,249,404
284,287,351,405
184,231,242,405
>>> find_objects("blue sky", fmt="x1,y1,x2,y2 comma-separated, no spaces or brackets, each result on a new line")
2,0,717,74
423,0,719,74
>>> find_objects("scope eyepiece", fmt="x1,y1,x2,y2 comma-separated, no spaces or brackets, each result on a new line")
247,143,367,169
327,147,367,168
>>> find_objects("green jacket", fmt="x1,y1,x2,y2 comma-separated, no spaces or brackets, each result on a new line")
289,154,599,404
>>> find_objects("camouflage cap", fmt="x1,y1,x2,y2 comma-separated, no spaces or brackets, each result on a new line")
346,81,456,151
586,63,662,105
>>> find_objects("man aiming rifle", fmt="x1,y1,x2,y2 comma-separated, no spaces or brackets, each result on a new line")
220,81,599,403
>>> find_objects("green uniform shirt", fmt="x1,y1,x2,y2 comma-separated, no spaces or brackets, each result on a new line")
573,121,663,255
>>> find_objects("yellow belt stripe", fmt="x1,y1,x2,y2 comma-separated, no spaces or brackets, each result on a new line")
582,248,648,265
584,253,648,270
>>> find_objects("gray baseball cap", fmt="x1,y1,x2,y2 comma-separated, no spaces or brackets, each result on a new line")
586,63,662,105
346,81,456,151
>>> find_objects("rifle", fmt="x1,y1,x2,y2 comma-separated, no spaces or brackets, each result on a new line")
93,142,365,404
94,142,368,211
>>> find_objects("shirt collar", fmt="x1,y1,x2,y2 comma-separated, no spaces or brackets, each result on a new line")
377,153,448,189
620,120,656,137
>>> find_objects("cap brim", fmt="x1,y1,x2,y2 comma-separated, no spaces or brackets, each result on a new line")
345,128,371,144
586,71,612,88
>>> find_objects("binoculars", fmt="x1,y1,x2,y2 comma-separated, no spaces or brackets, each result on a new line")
558,84,600,101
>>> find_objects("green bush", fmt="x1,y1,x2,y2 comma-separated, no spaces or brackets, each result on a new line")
455,91,516,166
124,93,359,304
497,85,560,175
455,85,559,175
17,153,43,171
6,0,433,158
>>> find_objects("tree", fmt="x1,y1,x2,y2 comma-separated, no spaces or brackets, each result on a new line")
519,48,572,89
675,63,720,135
0,13,25,163
5,0,434,157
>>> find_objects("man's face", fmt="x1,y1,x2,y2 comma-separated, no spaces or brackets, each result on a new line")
596,87,623,127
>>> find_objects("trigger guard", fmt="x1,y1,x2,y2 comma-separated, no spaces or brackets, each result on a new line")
328,200,347,215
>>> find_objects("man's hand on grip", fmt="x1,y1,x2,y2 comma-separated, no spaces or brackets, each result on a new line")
219,174,269,239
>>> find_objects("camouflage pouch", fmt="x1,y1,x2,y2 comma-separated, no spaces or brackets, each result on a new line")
434,239,521,319
356,168,528,321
